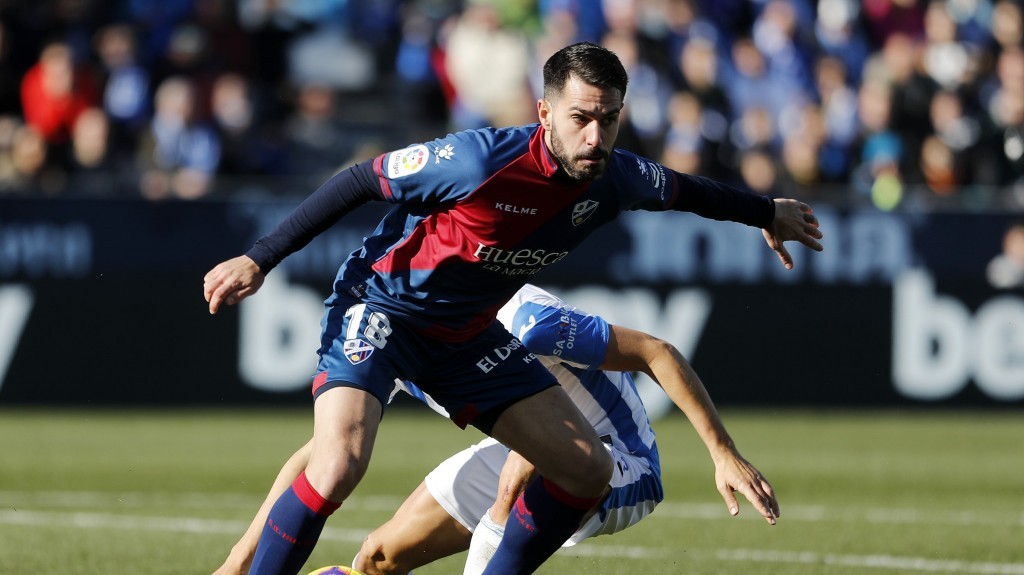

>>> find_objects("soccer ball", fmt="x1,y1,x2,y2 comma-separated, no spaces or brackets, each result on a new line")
306,567,366,575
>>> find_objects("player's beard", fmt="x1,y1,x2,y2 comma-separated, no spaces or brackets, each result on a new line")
549,123,609,181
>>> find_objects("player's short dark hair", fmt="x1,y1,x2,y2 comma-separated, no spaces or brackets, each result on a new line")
543,42,628,101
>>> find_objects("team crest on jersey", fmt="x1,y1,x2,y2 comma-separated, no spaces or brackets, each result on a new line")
387,144,430,178
343,338,375,364
571,200,599,226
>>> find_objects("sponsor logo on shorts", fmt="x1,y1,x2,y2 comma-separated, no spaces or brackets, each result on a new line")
343,338,375,364
476,337,536,373
387,144,429,178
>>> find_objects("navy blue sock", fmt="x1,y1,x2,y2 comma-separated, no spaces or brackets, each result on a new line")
482,477,602,575
249,472,340,575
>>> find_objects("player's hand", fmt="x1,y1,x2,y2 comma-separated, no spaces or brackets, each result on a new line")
762,199,824,269
203,255,265,314
211,540,253,575
714,452,780,526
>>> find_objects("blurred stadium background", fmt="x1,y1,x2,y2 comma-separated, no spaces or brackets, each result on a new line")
1,0,1022,573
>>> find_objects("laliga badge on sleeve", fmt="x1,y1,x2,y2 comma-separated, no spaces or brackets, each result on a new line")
387,144,430,178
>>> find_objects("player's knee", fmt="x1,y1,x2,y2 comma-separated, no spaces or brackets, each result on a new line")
581,447,614,491
557,446,613,496
308,455,370,501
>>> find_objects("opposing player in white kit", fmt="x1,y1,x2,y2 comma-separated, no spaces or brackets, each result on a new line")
212,284,779,575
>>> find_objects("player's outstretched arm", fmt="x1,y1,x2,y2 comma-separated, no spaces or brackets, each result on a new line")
203,255,265,314
602,325,780,525
762,199,824,270
212,440,312,575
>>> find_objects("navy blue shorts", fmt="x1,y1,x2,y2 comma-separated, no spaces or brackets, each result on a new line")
312,294,558,430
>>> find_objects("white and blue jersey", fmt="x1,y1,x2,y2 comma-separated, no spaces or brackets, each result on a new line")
419,284,664,543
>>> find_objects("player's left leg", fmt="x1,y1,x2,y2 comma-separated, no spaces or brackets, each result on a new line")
356,482,471,575
565,444,662,544
481,386,613,575
416,325,612,574
466,443,662,574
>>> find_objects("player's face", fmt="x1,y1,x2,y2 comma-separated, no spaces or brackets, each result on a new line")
539,76,622,181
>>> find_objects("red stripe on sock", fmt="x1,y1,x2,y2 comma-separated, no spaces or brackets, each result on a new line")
293,471,341,516
541,478,602,510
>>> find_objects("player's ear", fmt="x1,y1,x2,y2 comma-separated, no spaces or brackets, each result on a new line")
537,99,551,129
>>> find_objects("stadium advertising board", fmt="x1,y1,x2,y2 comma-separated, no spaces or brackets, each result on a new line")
0,197,1021,408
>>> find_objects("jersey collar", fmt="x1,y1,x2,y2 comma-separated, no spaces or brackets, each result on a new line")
530,124,560,178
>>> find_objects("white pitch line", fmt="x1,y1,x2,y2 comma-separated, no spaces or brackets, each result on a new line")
3,509,1024,574
712,548,1024,575
0,491,403,513
7,490,1019,528
0,509,369,543
652,500,1024,527
563,546,1024,574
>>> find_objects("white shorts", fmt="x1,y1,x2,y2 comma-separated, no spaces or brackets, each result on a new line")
424,437,663,546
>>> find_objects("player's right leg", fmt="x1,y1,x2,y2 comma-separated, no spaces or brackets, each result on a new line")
249,295,417,575
248,387,382,575
305,386,382,501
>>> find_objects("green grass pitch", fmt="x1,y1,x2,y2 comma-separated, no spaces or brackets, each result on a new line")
1,408,1022,574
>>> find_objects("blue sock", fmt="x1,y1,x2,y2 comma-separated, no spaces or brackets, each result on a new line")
249,472,340,575
482,477,602,575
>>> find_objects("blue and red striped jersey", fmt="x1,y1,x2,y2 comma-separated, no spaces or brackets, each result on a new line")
251,123,774,341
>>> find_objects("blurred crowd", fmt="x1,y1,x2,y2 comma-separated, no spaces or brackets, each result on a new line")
0,0,1022,210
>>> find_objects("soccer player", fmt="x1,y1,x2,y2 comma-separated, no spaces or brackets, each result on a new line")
212,284,779,575
203,42,821,575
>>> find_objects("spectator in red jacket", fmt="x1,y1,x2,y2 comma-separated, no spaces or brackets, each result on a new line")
20,41,98,148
